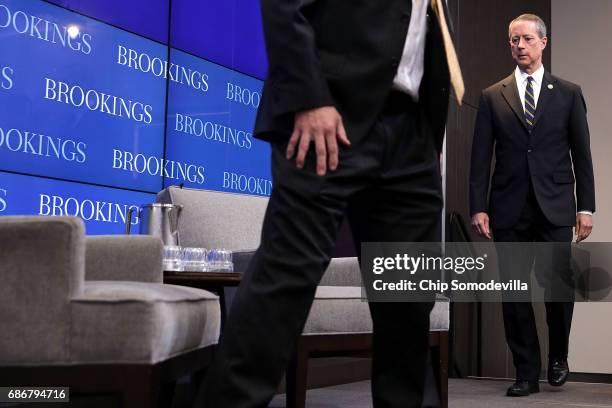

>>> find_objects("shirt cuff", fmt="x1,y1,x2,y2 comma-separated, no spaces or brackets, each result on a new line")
578,210,593,215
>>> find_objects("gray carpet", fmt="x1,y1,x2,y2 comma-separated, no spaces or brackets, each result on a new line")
269,378,612,408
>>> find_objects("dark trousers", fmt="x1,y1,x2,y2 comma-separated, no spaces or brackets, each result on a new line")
493,188,574,382
195,92,443,408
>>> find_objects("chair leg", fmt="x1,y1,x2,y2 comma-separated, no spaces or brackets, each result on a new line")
438,331,449,408
121,367,161,408
122,379,156,408
286,340,309,408
157,381,176,408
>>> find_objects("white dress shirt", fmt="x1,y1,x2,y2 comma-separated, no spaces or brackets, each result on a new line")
514,65,592,216
515,64,544,111
393,0,429,100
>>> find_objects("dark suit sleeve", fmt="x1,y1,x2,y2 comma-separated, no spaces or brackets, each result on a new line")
469,91,495,216
569,86,596,213
260,0,334,116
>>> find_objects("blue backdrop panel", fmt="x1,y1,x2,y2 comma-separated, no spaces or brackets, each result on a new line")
1,0,271,233
43,0,169,44
164,48,271,196
0,171,155,235
170,0,267,79
0,0,168,192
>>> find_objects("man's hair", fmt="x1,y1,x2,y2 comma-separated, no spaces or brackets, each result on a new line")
508,14,547,39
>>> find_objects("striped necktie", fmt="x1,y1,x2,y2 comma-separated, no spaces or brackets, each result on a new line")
524,76,536,130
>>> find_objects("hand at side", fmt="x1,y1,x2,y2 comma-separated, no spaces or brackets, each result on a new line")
287,106,350,176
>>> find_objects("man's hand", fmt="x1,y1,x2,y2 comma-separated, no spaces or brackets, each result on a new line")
286,106,350,176
471,212,492,239
575,213,593,242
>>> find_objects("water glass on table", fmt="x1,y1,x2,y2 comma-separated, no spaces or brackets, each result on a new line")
208,248,233,272
163,246,184,272
183,247,208,272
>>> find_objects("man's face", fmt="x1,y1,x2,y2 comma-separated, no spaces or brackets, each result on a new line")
509,20,547,72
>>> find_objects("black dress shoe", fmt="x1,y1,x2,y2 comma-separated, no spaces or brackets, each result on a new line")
506,380,540,397
548,358,570,386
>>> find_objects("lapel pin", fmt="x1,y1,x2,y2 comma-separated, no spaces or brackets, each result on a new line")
548,84,554,89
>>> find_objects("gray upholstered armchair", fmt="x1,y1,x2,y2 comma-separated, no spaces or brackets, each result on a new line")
157,186,450,408
0,216,220,407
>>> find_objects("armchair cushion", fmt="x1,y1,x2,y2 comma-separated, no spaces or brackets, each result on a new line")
319,257,362,287
70,281,220,365
304,288,450,335
306,256,450,335
304,286,370,334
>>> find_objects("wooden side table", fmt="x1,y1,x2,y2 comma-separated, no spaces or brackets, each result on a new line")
164,271,242,329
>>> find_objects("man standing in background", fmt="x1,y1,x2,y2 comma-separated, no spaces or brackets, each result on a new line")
196,1,463,407
470,14,595,397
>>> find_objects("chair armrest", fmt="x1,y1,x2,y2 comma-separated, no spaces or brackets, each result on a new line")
431,294,450,331
233,250,256,273
320,257,362,286
85,235,163,282
0,215,85,295
0,216,84,363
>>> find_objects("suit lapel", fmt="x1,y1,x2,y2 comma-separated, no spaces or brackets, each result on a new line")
501,72,528,132
532,71,556,129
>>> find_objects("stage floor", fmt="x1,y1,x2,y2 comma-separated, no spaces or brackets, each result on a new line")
270,378,612,408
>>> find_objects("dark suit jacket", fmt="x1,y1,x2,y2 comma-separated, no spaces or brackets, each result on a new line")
254,0,451,153
470,71,596,229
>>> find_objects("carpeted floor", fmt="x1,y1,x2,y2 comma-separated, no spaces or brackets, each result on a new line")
269,378,612,408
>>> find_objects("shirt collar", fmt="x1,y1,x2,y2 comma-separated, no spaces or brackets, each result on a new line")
515,64,545,86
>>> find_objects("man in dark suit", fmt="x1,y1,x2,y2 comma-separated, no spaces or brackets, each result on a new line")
470,14,595,397
195,1,463,407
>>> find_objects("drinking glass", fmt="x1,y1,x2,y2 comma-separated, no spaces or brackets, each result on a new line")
163,246,184,271
183,247,208,272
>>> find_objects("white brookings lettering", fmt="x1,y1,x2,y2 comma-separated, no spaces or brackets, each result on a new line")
175,113,253,150
226,83,260,108
0,188,7,212
39,194,139,224
116,45,209,93
223,172,272,196
0,125,86,163
44,77,153,124
0,4,92,54
1,66,13,90
112,149,205,185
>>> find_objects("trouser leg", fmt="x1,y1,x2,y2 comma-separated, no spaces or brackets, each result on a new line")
196,145,349,408
545,301,574,359
537,225,574,360
494,227,541,381
500,302,541,381
347,99,442,408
